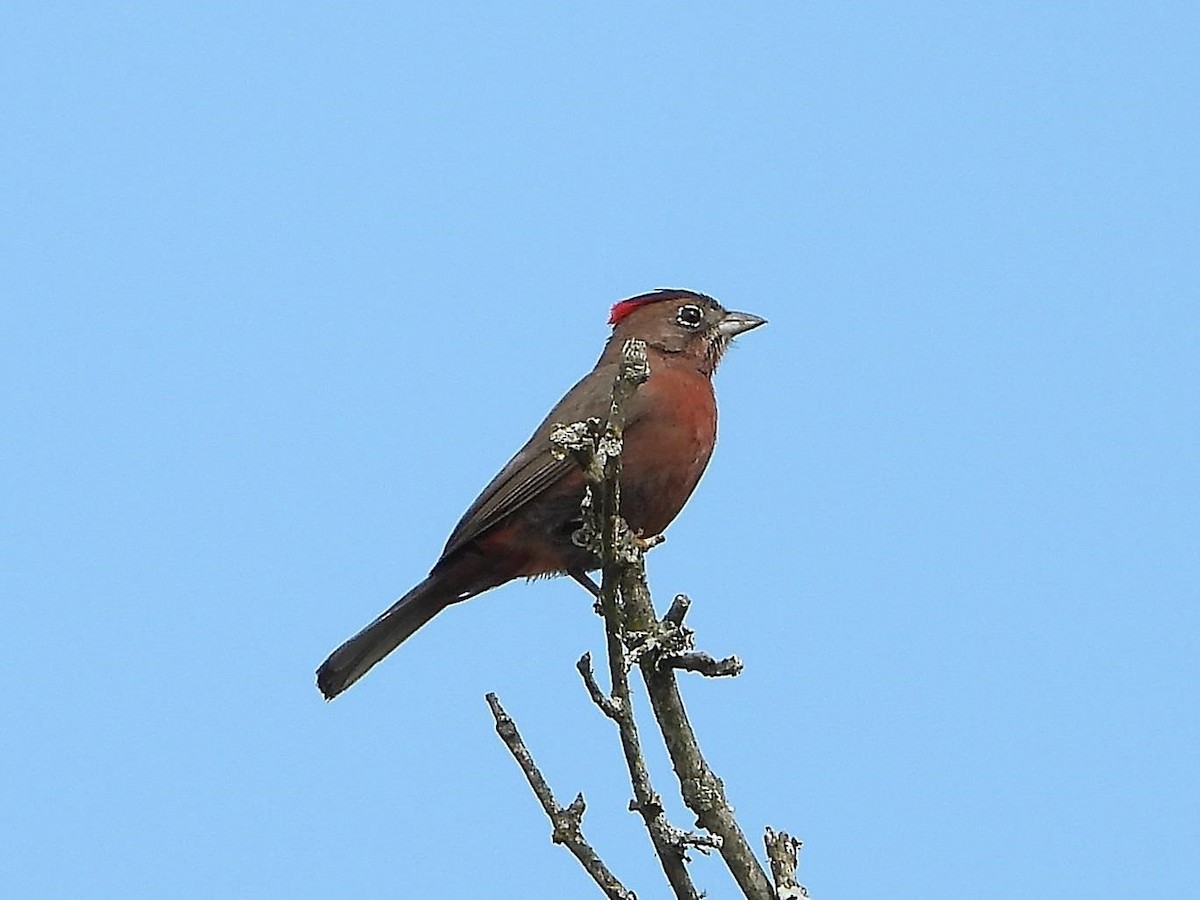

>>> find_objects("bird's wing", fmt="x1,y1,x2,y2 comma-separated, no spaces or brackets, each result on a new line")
439,450,574,559
437,363,619,560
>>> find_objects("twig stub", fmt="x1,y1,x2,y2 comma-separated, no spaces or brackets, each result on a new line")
764,827,808,899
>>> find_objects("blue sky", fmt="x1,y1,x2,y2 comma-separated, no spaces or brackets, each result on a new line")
3,2,1197,897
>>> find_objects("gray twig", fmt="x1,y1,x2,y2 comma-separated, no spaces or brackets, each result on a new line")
577,652,622,720
485,693,635,900
662,651,745,678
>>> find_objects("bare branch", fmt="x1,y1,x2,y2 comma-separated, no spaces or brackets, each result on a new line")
485,693,635,900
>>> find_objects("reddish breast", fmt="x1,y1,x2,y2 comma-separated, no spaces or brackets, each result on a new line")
619,361,718,536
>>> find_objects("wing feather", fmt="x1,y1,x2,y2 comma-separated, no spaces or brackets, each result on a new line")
439,450,573,558
436,363,621,560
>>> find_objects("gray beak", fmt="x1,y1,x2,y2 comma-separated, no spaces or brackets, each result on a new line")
716,310,767,337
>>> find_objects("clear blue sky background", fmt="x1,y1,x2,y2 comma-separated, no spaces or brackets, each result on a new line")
3,3,1197,898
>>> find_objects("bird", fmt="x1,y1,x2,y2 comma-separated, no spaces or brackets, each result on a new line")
316,289,765,699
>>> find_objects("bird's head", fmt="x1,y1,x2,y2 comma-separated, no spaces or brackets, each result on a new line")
606,288,766,374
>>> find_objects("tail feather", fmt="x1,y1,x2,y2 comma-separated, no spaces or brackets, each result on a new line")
317,577,446,700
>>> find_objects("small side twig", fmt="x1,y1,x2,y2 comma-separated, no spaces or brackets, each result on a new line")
662,651,744,678
764,828,808,899
577,652,622,720
665,823,724,856
485,693,635,900
628,602,743,678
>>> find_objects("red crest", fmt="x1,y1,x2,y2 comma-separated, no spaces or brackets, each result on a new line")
608,288,712,326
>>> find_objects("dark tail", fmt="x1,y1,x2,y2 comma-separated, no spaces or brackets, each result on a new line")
316,576,447,700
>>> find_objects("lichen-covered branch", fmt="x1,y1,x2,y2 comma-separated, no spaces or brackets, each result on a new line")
485,693,634,900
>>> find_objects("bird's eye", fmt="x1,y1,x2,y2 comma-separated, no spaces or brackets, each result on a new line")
676,304,704,328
